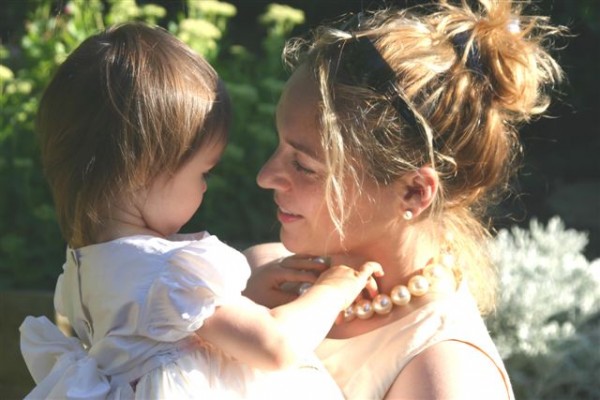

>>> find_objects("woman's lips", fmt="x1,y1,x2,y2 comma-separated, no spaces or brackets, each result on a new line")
277,207,302,223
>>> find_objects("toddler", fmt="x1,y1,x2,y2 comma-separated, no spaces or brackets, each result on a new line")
19,23,381,399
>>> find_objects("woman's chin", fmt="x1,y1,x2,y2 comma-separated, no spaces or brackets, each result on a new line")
279,235,303,254
280,231,315,255
280,231,335,257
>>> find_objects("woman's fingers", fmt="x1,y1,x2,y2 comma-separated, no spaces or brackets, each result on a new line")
276,260,321,295
255,255,384,308
277,268,319,285
275,255,330,296
280,254,330,273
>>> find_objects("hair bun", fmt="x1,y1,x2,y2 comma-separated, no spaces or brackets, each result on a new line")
469,1,565,121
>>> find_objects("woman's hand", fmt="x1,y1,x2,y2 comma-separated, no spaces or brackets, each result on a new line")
243,243,382,313
243,243,329,308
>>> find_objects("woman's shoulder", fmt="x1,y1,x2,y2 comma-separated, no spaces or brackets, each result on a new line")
388,340,510,399
386,285,513,399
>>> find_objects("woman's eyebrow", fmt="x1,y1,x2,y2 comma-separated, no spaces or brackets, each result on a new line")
287,139,322,161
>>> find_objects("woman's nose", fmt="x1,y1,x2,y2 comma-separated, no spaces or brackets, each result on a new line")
257,152,289,191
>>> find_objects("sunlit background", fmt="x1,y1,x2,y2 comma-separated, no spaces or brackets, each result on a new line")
1,1,598,398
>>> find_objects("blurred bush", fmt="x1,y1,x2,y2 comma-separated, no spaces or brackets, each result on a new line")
0,0,302,289
488,217,600,399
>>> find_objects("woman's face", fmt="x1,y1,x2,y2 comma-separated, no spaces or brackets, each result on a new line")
257,66,402,257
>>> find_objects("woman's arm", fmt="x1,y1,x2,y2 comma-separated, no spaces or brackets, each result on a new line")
198,260,382,370
386,340,509,399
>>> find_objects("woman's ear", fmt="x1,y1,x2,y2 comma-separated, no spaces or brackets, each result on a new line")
399,167,438,219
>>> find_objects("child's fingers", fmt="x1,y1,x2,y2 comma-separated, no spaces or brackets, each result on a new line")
358,261,384,279
363,276,380,299
357,262,383,299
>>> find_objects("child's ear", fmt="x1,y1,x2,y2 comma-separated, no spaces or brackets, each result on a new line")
398,167,438,220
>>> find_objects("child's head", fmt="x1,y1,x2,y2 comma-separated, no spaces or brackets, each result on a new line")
37,22,230,248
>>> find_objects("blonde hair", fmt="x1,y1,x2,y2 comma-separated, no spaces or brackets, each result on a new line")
283,0,565,313
38,23,230,248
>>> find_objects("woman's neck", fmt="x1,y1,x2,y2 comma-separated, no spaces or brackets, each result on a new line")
329,225,442,294
325,224,451,338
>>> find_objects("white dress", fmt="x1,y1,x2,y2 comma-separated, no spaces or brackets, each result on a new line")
20,232,343,399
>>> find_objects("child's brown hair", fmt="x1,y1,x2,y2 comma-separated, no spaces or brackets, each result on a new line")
37,23,230,248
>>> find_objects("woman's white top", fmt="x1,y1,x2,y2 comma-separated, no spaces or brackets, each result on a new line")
316,283,515,399
20,232,342,399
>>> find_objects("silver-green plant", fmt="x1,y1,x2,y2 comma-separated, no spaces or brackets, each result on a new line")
488,217,600,399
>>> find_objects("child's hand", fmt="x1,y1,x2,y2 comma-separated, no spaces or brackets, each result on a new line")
313,262,384,309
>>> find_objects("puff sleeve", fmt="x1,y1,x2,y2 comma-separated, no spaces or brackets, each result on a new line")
140,236,251,342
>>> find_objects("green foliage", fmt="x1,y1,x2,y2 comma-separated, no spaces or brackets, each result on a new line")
169,0,236,61
190,2,305,248
0,0,304,289
488,217,600,399
106,0,167,26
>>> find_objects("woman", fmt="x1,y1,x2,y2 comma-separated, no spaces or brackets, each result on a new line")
244,0,564,398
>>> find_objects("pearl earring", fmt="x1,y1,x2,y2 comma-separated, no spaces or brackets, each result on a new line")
403,210,413,220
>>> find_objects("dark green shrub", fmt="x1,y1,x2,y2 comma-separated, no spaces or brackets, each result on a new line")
0,0,304,289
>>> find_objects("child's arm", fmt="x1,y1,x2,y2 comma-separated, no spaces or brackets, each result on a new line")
197,261,382,370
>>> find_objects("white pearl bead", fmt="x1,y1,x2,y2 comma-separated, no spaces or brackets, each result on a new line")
423,263,446,280
373,294,393,314
355,299,374,319
441,252,455,268
341,252,458,323
343,305,357,322
444,231,454,243
390,285,411,306
424,263,457,292
408,275,429,296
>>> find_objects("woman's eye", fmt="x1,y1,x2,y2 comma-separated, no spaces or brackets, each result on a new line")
292,160,315,175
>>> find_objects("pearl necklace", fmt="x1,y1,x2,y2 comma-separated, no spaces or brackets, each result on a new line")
341,253,458,323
